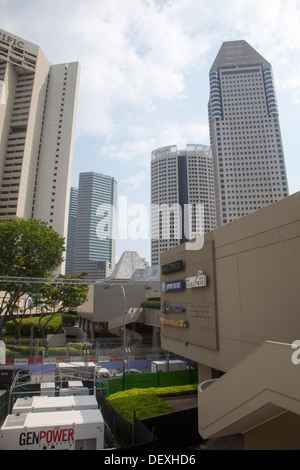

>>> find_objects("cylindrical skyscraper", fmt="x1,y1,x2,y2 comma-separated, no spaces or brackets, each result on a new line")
151,144,216,266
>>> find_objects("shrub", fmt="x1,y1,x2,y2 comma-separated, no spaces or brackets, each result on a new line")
5,315,64,338
155,384,198,397
108,384,197,423
68,342,92,350
140,301,161,309
61,314,77,327
46,347,76,357
108,389,174,422
5,345,44,358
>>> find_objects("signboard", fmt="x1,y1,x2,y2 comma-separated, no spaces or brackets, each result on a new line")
19,428,74,447
162,299,184,314
162,280,184,293
186,274,207,288
162,260,184,275
160,318,188,328
0,32,24,48
152,146,177,159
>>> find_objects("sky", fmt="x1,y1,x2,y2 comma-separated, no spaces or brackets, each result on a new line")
1,0,300,263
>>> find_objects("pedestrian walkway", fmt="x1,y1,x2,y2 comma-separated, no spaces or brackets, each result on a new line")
164,395,198,411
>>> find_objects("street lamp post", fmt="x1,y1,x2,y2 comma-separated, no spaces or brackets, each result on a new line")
104,283,127,376
119,284,127,376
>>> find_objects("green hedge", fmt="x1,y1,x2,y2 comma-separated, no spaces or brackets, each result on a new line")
108,384,197,423
4,314,76,338
61,314,77,327
5,346,45,358
153,383,198,397
108,389,174,422
140,301,161,309
5,345,85,358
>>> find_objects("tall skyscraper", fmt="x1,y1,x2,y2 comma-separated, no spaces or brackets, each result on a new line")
65,172,117,280
0,29,80,243
65,187,78,276
151,144,216,266
208,40,289,227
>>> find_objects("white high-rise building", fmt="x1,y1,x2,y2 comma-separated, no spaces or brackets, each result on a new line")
151,144,216,266
208,40,289,227
0,29,80,246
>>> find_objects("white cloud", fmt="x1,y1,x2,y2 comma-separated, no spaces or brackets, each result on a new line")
65,0,213,137
5,0,299,138
121,169,149,191
67,0,300,139
214,0,300,65
99,121,209,169
1,0,300,200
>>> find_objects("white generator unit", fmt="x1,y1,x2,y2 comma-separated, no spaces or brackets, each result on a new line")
40,382,56,397
12,395,98,414
59,387,89,397
0,409,104,450
56,362,97,380
67,381,83,388
151,359,187,373
96,367,110,379
59,381,89,397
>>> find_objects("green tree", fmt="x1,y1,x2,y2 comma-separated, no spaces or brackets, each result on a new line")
36,274,89,349
0,218,65,337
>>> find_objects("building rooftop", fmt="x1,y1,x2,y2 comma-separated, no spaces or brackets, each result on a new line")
210,40,270,72
130,265,161,282
109,251,146,280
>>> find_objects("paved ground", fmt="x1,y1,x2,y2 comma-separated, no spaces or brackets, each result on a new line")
192,434,245,450
164,395,198,411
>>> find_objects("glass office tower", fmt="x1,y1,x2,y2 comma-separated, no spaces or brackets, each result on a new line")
66,172,117,280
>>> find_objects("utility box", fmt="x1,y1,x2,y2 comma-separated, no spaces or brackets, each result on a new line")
56,362,96,380
151,360,187,373
40,382,56,397
12,395,98,414
59,381,89,396
0,409,104,450
96,367,110,379
59,386,89,397
67,381,84,388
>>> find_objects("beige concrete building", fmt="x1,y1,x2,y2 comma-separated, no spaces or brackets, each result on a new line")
0,29,80,255
76,252,161,338
160,191,300,449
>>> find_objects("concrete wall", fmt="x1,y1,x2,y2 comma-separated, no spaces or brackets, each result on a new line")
244,411,300,450
77,283,160,324
160,191,300,372
197,341,300,441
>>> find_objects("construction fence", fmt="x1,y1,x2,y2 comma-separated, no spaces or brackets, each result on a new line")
103,368,198,396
